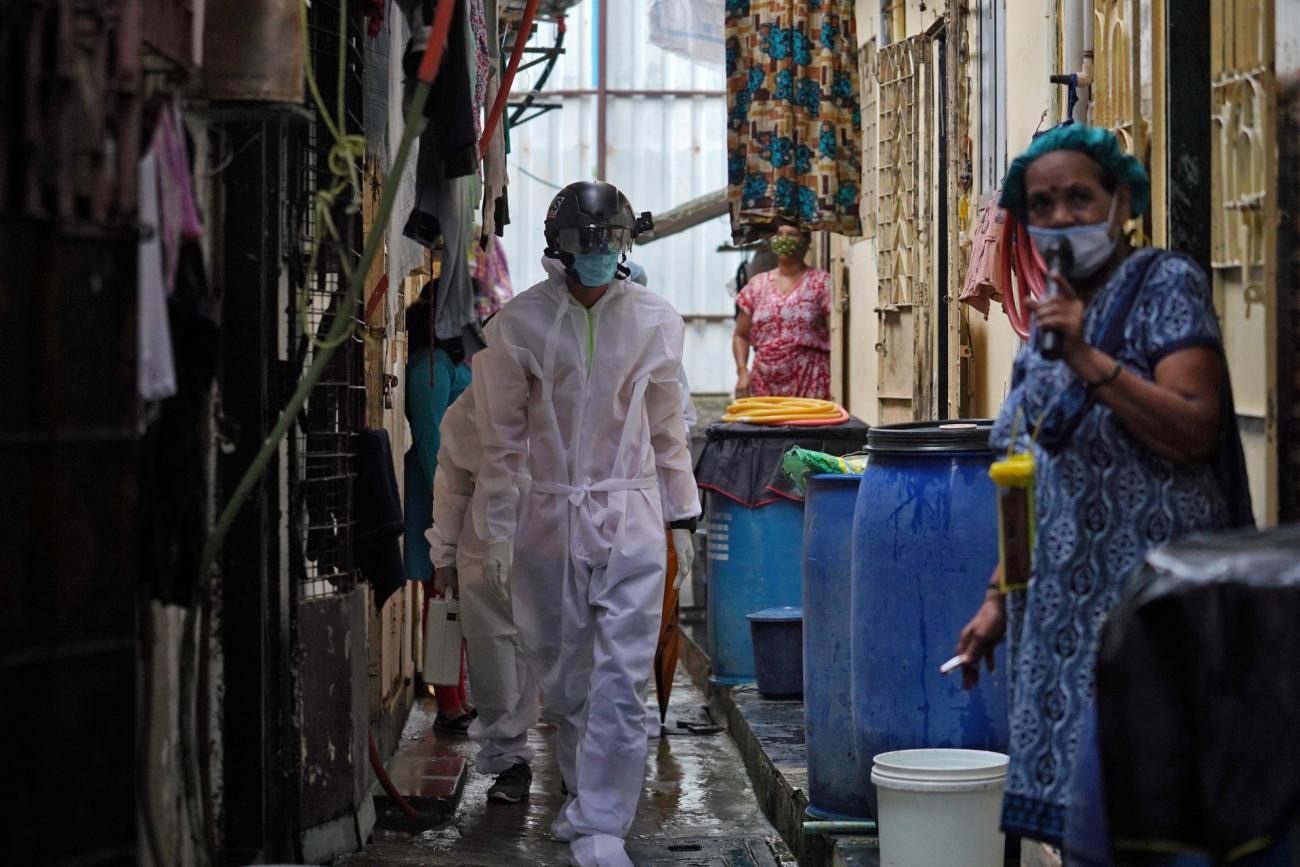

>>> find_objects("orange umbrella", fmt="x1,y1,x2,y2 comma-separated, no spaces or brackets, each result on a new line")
654,531,681,724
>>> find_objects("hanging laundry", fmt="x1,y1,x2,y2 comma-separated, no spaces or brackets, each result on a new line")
364,0,385,37
401,0,479,178
959,191,1008,319
470,234,513,319
399,0,485,347
479,0,509,240
137,150,177,402
726,0,863,240
384,12,427,289
140,241,221,607
362,7,392,157
469,0,490,150
150,97,204,294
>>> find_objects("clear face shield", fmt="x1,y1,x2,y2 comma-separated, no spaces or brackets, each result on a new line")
555,225,633,257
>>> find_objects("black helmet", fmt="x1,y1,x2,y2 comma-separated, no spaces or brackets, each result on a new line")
544,182,653,267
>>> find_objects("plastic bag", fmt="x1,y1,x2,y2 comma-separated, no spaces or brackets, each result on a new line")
781,446,866,494
648,0,725,67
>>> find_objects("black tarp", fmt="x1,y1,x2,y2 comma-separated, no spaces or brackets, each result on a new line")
693,418,869,507
1096,525,1300,861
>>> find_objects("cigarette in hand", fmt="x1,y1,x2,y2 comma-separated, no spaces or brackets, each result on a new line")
939,654,968,675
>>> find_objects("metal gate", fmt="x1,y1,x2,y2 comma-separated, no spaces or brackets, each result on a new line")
875,34,934,424
1211,0,1277,525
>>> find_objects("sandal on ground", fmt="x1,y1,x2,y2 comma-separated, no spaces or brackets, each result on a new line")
433,711,475,734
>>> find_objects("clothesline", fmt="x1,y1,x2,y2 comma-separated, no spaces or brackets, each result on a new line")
510,161,565,190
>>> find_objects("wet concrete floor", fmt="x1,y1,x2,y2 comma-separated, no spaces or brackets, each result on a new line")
337,669,794,866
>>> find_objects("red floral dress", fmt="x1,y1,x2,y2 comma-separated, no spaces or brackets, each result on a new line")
736,268,832,399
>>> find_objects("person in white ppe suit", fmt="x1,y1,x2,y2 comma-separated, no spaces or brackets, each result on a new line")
470,181,699,867
425,383,538,804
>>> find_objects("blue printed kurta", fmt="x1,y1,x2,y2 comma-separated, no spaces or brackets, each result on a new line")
990,251,1230,844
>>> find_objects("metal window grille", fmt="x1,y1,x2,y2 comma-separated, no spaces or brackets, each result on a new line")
876,36,928,309
290,0,367,599
860,38,879,239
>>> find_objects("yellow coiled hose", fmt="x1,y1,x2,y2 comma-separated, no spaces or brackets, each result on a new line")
721,397,847,425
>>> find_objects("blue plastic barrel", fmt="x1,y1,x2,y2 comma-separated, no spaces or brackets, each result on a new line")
850,422,1008,815
705,495,804,684
747,607,804,698
802,473,870,820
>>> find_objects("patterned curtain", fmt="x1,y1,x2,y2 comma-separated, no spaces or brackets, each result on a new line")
726,0,863,240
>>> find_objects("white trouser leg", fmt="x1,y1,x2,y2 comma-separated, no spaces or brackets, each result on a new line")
563,555,661,842
466,634,537,774
507,529,592,840
460,553,539,774
509,494,664,859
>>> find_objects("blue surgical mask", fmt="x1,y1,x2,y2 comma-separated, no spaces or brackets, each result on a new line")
572,253,620,288
1027,194,1120,280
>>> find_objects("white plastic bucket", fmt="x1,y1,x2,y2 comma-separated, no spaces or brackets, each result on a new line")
871,749,1009,867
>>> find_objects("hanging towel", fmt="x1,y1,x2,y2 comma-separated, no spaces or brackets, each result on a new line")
959,192,1007,319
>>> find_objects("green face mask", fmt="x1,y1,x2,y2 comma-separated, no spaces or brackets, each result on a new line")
770,235,809,257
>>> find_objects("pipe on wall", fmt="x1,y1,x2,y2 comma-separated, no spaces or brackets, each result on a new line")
1062,0,1094,122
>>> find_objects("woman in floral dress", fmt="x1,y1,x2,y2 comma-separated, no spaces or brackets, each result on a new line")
732,223,832,399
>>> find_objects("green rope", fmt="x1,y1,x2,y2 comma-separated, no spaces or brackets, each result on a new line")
199,85,429,582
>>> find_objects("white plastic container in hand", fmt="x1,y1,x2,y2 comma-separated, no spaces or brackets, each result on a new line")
871,748,1009,867
422,597,463,686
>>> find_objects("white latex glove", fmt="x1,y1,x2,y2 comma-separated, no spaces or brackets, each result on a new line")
433,565,459,597
483,538,513,604
671,528,695,591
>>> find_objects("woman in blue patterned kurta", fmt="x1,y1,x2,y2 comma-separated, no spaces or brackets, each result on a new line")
954,127,1252,846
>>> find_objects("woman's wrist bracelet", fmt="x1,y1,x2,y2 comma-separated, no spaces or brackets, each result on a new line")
1086,362,1123,391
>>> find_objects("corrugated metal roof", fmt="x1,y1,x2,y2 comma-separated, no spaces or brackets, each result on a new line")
501,1,742,394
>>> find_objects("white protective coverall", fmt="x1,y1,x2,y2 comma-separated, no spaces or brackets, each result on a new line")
426,387,537,774
471,257,700,865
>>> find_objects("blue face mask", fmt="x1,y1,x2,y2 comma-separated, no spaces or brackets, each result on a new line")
1026,194,1120,280
572,253,620,288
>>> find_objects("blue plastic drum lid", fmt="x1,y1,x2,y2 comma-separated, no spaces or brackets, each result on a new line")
705,495,804,684
746,606,803,622
849,421,1009,815
802,473,871,820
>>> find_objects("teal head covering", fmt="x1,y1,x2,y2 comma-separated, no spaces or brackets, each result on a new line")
999,125,1150,218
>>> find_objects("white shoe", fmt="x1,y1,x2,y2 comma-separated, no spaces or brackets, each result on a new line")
551,797,577,842
570,833,633,867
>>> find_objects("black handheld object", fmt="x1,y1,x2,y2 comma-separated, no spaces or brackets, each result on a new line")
634,210,655,237
1039,236,1074,361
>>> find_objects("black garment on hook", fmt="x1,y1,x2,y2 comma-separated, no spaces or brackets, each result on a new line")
353,428,406,607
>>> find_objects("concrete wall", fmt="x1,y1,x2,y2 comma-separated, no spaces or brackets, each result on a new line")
969,1,1059,419
841,1,881,423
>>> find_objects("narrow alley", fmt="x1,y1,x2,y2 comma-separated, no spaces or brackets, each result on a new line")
8,1,1300,867
340,667,797,867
